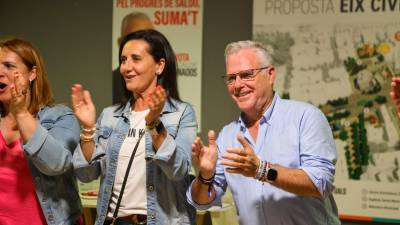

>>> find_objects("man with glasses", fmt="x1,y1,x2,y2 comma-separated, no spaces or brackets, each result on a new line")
187,40,340,225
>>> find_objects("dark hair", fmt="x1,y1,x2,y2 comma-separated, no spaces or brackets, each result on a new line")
117,29,180,109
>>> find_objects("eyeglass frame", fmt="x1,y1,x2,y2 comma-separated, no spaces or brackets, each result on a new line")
221,66,271,85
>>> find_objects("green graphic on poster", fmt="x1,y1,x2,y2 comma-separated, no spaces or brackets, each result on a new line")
253,0,400,221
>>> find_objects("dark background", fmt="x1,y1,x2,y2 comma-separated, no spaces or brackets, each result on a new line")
0,0,394,224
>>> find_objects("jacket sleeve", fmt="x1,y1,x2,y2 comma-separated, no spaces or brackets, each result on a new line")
23,106,80,176
73,111,107,183
152,103,197,180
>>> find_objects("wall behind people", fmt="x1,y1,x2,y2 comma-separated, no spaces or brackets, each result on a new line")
0,0,240,137
0,0,112,112
0,1,389,225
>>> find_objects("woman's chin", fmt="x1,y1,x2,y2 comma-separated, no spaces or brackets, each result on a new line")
125,84,139,93
0,96,11,104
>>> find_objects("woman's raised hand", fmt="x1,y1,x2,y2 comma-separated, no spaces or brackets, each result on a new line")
71,84,96,128
145,85,166,125
391,77,400,118
10,72,30,116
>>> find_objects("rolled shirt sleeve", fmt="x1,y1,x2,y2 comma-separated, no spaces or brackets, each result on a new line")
299,107,337,199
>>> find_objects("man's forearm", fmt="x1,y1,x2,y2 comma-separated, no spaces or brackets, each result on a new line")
271,164,321,198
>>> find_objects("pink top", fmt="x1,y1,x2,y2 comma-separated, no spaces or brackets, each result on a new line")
0,132,47,225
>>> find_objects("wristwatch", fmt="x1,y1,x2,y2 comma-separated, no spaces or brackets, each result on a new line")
146,120,165,134
266,167,278,183
154,120,164,133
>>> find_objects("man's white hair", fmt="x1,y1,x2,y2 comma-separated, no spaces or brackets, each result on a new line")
224,40,273,66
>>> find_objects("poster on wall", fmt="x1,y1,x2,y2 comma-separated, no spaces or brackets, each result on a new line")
113,0,203,131
253,0,400,223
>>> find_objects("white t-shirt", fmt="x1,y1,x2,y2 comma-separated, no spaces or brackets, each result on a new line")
108,109,149,217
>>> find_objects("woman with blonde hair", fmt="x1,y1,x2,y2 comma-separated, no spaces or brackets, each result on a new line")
0,38,82,225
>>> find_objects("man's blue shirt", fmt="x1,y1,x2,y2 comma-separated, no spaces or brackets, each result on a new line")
188,94,340,225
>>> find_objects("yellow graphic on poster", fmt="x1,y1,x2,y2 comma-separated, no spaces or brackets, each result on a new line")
113,0,203,131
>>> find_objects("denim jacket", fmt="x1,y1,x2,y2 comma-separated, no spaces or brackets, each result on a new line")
23,105,82,225
73,98,197,225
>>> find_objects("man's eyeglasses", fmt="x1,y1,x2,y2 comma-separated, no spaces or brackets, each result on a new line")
221,66,270,85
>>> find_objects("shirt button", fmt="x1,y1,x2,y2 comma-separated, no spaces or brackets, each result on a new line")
150,213,156,219
148,185,154,191
256,204,261,208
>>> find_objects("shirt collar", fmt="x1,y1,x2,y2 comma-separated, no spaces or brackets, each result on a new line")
112,98,178,119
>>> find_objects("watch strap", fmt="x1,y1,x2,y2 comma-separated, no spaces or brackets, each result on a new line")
146,120,165,134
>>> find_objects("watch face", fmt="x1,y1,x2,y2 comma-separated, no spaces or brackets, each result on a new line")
267,168,278,181
156,121,165,133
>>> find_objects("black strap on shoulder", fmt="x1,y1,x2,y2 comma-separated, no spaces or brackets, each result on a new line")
112,131,145,221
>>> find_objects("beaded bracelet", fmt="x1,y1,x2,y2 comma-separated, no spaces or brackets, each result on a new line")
80,132,95,142
254,160,265,180
198,172,215,197
259,161,270,183
255,160,271,182
81,125,96,133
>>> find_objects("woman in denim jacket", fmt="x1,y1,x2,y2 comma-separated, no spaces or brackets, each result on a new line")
72,30,197,225
0,38,81,225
